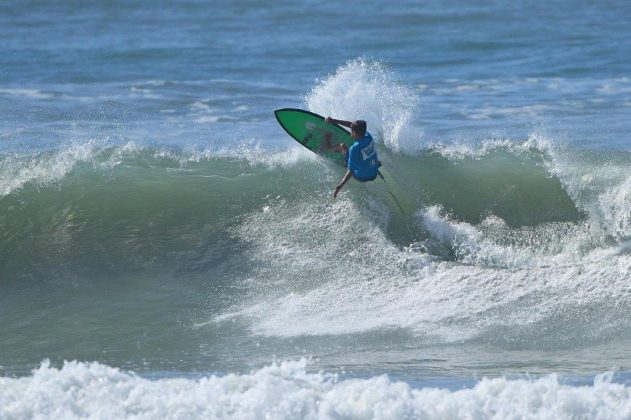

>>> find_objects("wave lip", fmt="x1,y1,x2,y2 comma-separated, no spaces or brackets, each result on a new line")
0,141,102,197
1,360,630,419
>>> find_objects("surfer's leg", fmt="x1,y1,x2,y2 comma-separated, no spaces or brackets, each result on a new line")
323,133,348,156
342,145,349,166
323,132,335,150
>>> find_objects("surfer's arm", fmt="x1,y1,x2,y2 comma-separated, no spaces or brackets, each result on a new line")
333,171,352,199
325,117,352,128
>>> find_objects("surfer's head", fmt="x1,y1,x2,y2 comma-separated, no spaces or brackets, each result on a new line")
351,120,367,138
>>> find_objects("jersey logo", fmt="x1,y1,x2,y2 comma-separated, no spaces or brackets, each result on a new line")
361,141,376,160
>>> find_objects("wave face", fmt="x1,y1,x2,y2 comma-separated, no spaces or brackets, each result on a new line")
0,137,618,283
0,142,314,283
1,360,630,420
1,139,630,360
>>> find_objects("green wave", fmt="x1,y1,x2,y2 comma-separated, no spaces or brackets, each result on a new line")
0,143,594,283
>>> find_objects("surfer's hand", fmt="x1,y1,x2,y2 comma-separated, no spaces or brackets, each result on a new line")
333,185,342,199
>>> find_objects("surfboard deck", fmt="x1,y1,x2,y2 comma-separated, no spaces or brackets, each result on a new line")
274,108,354,165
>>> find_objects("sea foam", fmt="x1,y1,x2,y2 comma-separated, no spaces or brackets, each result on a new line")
1,360,630,419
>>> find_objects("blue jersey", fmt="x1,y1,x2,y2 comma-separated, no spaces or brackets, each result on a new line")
347,132,379,181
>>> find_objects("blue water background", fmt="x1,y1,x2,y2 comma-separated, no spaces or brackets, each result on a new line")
2,0,630,151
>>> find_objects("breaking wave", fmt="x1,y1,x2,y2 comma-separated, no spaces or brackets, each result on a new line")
1,360,630,419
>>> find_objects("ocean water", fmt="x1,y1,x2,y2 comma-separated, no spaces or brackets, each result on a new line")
2,0,631,418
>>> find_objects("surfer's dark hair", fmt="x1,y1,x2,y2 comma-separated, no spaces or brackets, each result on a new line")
351,120,367,136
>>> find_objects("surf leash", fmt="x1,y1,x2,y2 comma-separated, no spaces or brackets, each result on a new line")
377,170,406,215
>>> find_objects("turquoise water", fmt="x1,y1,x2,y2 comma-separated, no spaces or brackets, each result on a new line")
2,1,631,418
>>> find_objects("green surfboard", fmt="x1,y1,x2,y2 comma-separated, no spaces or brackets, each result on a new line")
274,108,354,165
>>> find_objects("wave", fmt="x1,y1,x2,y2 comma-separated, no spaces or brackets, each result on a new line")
0,141,321,284
0,136,592,226
2,135,631,349
1,359,629,419
0,138,629,272
197,138,631,345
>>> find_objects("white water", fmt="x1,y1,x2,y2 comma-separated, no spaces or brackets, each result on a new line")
1,360,630,419
305,59,423,153
212,185,631,346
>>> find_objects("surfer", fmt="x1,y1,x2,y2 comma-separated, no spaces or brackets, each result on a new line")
324,117,380,198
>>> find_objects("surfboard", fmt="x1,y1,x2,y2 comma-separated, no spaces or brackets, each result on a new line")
274,108,354,165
